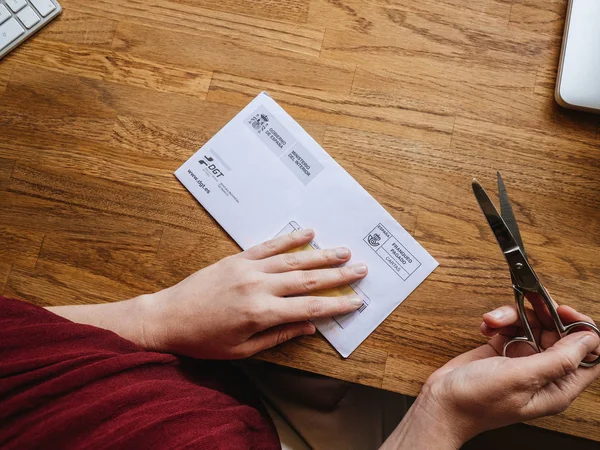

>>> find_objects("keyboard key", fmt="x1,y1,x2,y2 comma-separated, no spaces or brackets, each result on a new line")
6,0,27,13
30,0,56,17
0,5,11,25
0,17,25,50
17,6,40,29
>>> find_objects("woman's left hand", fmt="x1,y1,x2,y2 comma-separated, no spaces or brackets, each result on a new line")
141,229,367,359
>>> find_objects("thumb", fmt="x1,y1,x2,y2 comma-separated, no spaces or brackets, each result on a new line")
521,331,600,384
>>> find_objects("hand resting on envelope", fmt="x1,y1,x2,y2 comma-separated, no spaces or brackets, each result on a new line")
48,229,367,359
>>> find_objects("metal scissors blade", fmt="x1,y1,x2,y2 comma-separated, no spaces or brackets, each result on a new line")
473,179,539,291
472,179,524,259
497,172,526,259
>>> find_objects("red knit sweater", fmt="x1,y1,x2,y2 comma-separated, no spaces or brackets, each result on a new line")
0,297,280,449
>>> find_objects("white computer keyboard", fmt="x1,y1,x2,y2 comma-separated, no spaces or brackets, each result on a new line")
0,0,61,60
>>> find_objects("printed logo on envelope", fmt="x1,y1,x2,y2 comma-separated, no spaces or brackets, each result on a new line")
246,105,296,157
247,106,323,186
364,223,422,281
199,155,225,178
249,111,270,133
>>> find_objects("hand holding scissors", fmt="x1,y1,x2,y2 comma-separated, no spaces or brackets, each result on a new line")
472,173,600,367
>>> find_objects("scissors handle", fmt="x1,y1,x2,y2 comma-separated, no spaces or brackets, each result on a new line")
562,321,600,368
502,288,539,357
538,283,600,368
502,288,600,367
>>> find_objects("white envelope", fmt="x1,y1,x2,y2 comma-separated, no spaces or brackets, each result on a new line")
175,92,438,358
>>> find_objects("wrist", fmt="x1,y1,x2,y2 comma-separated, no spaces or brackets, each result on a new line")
136,289,173,352
381,387,470,450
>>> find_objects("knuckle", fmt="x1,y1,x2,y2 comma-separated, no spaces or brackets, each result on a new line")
338,267,349,280
262,239,278,253
305,297,324,317
557,351,579,376
518,373,542,391
324,249,338,264
299,271,319,292
276,329,290,346
283,232,300,249
282,253,301,269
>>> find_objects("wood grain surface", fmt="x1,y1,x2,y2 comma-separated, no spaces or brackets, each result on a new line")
1,0,599,442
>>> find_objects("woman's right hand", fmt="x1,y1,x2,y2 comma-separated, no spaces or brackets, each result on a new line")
382,303,600,449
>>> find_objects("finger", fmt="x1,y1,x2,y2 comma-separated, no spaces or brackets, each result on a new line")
483,305,540,330
558,305,597,328
481,322,523,338
539,329,562,352
556,305,600,356
487,333,510,355
525,292,556,331
261,247,351,273
520,331,600,385
243,229,315,260
262,294,364,326
271,264,368,296
486,333,539,358
241,321,316,356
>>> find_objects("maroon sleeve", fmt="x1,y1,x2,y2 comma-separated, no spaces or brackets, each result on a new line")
0,297,280,450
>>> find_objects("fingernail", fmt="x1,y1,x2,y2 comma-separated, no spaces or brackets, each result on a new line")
353,263,368,275
301,229,313,237
350,295,363,308
336,248,350,259
488,308,506,320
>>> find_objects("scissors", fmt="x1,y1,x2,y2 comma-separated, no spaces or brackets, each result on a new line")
472,172,600,367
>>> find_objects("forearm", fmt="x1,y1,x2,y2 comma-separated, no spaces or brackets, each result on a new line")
46,294,158,349
380,393,466,450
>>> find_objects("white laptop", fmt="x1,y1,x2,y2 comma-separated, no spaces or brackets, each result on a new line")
555,0,600,113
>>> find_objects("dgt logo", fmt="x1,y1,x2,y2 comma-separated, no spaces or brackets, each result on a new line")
199,156,225,178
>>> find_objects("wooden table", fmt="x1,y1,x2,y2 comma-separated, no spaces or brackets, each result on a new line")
1,0,599,442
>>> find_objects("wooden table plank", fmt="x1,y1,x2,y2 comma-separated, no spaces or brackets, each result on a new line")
0,158,14,190
35,8,119,48
351,67,598,141
111,21,354,94
0,227,44,270
59,0,323,58
508,0,566,36
169,0,312,24
258,335,388,389
1,0,599,442
0,60,13,94
308,0,512,35
206,73,455,146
